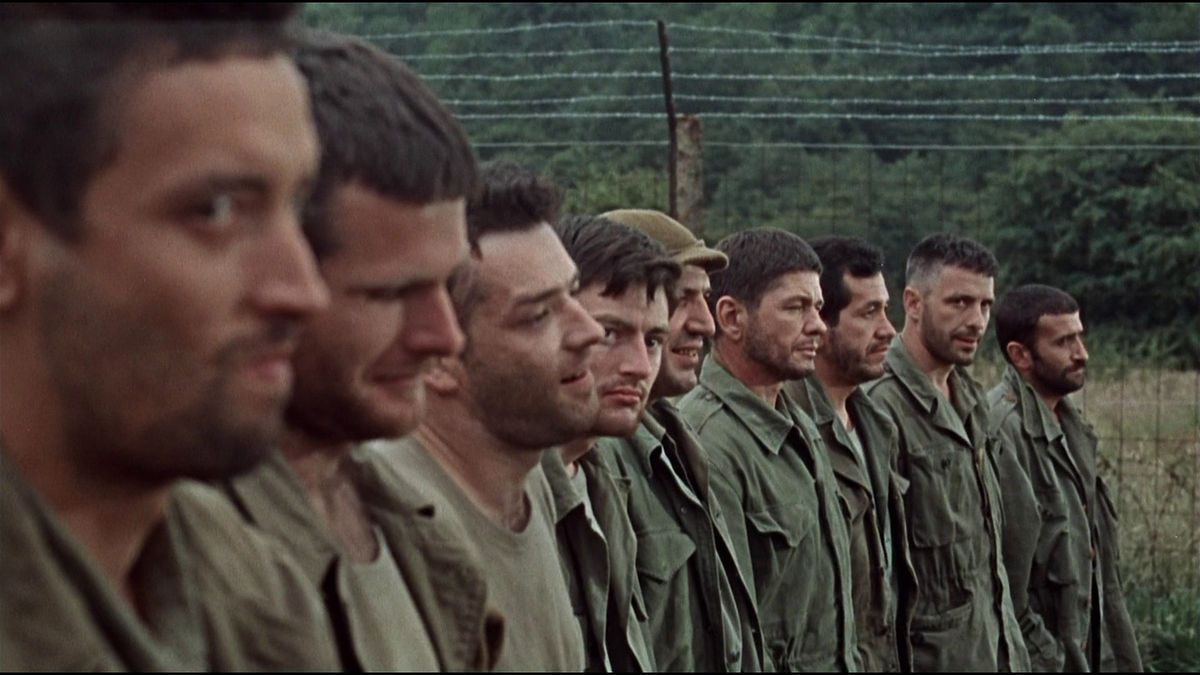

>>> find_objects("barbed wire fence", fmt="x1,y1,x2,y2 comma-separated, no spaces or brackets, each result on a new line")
323,12,1200,599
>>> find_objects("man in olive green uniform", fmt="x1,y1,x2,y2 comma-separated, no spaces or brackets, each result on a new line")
864,234,1029,672
597,209,764,672
217,33,502,671
0,6,337,670
371,163,596,671
680,228,859,671
542,214,682,671
784,237,917,672
988,284,1142,672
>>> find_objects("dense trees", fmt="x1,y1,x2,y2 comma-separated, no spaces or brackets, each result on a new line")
304,3,1199,365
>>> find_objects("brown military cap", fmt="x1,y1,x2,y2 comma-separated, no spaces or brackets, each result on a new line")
600,209,728,272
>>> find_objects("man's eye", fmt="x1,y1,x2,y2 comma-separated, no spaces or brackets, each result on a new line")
366,287,407,302
199,193,235,226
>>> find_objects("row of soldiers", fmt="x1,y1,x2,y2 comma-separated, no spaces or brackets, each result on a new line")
0,5,1143,672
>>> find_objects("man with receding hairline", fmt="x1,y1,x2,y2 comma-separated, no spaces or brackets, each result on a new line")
988,284,1142,672
865,233,1029,672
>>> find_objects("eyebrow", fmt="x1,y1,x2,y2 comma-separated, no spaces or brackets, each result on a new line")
513,272,578,307
176,174,273,196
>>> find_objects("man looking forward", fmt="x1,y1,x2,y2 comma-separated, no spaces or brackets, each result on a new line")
0,6,334,669
216,32,500,671
864,233,1029,671
988,284,1142,672
371,163,601,671
680,228,858,671
784,236,917,672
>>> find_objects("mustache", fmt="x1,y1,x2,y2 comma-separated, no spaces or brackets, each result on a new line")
216,319,303,366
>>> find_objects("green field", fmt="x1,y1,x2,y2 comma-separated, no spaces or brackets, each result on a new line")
972,362,1200,671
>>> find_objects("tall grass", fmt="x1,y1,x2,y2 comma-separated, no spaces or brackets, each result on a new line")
971,360,1200,671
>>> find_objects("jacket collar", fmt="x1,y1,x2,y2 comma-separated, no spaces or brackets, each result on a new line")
699,354,795,456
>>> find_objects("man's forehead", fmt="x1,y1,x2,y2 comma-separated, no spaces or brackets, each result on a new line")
844,272,889,301
1037,311,1084,337
679,264,712,291
934,264,994,293
475,224,576,303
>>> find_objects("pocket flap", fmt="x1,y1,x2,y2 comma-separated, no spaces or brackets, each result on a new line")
635,530,697,583
746,503,808,548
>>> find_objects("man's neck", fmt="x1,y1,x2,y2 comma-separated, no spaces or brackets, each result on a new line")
417,405,541,532
812,358,856,430
1,350,169,612
280,429,378,563
1027,376,1065,417
559,437,593,477
900,327,955,399
713,341,782,406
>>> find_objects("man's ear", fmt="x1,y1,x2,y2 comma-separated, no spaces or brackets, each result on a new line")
423,355,464,396
1006,341,1034,373
714,296,744,342
0,180,32,312
902,286,923,326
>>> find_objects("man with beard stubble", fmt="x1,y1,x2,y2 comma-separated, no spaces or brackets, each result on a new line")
0,5,338,669
542,214,679,672
987,284,1142,672
595,209,764,672
679,228,859,671
783,236,917,672
215,33,502,671
863,233,1029,672
370,163,599,671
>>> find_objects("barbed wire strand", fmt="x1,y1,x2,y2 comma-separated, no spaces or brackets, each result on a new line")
364,19,655,40
472,140,1200,151
421,70,1200,83
668,22,1200,53
456,111,1200,123
445,94,1200,108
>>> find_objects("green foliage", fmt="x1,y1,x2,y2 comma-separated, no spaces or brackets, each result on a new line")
1125,586,1200,672
990,120,1200,367
302,3,1200,365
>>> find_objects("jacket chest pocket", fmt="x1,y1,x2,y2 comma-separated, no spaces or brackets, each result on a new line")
905,443,979,549
745,502,812,596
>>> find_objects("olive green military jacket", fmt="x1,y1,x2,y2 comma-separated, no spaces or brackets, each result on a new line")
0,451,339,671
864,338,1029,672
221,450,503,671
680,354,859,672
786,377,918,672
541,449,655,672
988,365,1142,672
596,398,765,672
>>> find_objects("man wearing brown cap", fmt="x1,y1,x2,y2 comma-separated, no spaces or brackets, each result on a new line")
593,210,764,672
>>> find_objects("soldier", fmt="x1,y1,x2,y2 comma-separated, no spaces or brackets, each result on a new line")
545,214,679,671
596,209,764,672
988,284,1142,672
783,236,917,672
0,5,336,669
864,233,1029,671
679,228,859,671
370,163,600,671
214,33,501,670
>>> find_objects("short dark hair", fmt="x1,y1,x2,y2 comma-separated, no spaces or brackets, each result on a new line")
710,228,822,326
295,32,478,259
556,215,681,307
0,4,299,240
450,162,563,325
995,284,1080,364
810,236,885,326
905,233,998,291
